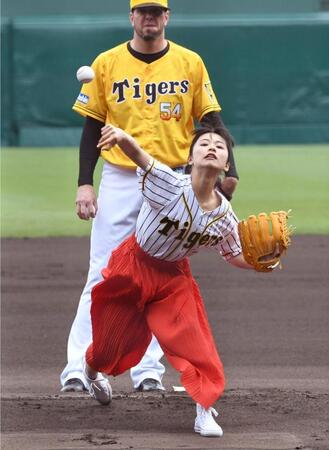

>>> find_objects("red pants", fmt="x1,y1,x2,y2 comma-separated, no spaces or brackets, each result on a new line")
86,235,225,409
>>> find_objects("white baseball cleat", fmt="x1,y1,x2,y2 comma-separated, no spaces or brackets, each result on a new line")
87,376,112,405
83,361,112,405
194,403,223,437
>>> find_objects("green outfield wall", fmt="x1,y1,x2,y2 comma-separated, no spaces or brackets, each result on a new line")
1,10,329,146
3,0,329,16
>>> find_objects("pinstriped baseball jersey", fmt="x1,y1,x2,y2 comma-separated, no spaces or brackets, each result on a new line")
135,160,242,262
73,41,220,169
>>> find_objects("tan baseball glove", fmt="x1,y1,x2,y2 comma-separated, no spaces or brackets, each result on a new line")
238,211,292,272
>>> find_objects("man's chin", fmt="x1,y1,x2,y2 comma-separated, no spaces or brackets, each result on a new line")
142,34,157,41
141,29,162,41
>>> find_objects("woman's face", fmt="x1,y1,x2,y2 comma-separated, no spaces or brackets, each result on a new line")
189,132,229,172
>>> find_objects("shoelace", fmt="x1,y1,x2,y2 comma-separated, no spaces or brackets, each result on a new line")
91,383,102,392
89,384,99,397
202,406,219,418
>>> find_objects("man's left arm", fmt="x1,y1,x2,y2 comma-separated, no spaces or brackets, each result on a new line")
201,111,239,201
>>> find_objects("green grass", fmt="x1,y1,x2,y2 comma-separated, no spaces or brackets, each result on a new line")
231,145,329,234
1,148,102,237
1,145,329,237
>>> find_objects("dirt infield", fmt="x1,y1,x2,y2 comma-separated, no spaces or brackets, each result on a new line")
1,235,329,450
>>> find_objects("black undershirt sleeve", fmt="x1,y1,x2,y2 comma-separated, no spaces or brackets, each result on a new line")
200,110,224,128
201,111,239,180
78,116,104,186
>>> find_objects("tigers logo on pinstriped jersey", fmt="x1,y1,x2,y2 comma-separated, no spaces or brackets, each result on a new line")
158,216,223,250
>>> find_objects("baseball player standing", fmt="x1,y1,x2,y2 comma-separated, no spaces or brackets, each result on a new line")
81,123,255,437
61,0,239,393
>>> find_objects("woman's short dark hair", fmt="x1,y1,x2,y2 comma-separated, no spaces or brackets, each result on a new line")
189,125,234,161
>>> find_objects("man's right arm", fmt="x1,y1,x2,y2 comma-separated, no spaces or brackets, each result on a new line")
76,116,104,220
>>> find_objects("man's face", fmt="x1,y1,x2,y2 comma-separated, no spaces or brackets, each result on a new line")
130,7,170,41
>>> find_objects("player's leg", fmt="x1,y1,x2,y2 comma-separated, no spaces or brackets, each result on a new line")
145,267,225,408
86,276,152,377
145,271,224,436
83,252,152,405
130,335,165,391
61,163,143,389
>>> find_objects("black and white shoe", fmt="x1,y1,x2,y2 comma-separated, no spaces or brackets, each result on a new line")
136,378,165,392
61,378,87,393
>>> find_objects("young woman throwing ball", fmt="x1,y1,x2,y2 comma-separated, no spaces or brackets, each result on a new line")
81,124,274,437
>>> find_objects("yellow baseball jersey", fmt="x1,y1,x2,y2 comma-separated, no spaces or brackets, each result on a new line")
73,41,221,169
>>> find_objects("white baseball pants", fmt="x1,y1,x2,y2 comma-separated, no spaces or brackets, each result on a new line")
60,162,165,388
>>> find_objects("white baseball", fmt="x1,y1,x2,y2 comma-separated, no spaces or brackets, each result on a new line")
76,66,95,83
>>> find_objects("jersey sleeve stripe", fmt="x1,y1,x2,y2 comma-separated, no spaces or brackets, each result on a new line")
141,159,155,191
154,166,180,182
143,185,172,203
145,176,180,196
142,192,163,207
72,105,105,123
198,105,221,122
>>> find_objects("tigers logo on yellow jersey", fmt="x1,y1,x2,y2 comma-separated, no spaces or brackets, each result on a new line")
73,41,221,169
112,78,189,105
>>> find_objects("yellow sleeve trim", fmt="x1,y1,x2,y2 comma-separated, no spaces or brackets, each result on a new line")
199,105,222,122
72,105,105,123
